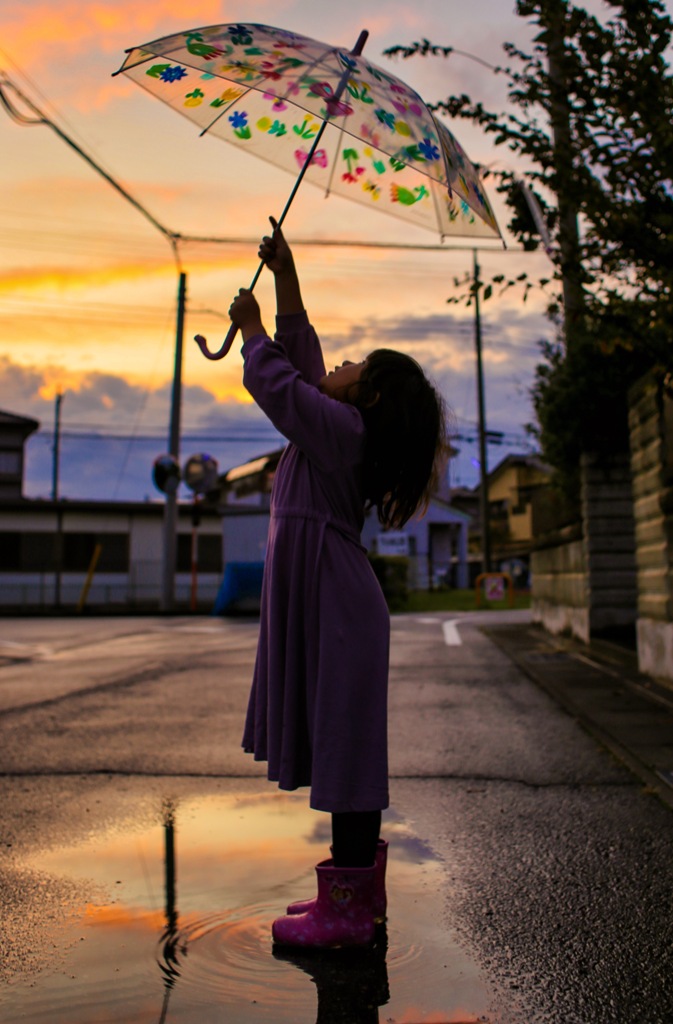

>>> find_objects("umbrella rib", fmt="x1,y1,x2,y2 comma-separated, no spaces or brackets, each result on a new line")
199,44,345,138
199,81,259,138
428,176,448,243
323,118,346,198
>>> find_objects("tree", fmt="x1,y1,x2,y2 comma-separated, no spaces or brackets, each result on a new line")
386,0,673,498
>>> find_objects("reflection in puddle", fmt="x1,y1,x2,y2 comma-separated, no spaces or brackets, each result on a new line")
1,789,491,1023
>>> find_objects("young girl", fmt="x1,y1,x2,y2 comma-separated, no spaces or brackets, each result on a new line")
229,219,446,949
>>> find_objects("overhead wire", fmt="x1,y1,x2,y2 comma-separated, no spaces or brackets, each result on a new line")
0,71,181,264
0,65,545,497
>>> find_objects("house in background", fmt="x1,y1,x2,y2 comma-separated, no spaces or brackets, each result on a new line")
487,454,552,566
0,408,224,611
2,410,518,611
0,411,39,500
451,454,552,586
218,449,471,589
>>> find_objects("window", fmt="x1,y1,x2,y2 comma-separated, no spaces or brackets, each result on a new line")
198,534,223,572
177,533,222,573
512,486,535,515
0,531,21,570
0,451,21,475
63,533,129,572
0,532,129,572
22,533,57,571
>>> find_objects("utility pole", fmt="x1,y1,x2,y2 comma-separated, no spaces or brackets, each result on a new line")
161,272,187,612
0,75,187,614
52,391,63,607
51,391,63,501
473,250,491,574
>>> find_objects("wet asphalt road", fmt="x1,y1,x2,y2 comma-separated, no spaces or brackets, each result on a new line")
1,612,672,1024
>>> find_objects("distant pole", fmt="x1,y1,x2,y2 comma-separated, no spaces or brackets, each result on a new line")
53,391,63,607
52,391,63,501
473,250,491,574
161,272,187,612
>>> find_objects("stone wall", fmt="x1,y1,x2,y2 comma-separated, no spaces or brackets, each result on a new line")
531,452,637,644
580,451,638,641
629,373,673,684
531,521,589,640
531,370,673,689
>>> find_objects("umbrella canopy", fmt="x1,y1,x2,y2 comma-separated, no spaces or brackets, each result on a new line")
115,22,501,241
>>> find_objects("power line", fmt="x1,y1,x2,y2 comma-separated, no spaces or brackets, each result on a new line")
32,430,282,443
0,71,180,262
30,426,531,446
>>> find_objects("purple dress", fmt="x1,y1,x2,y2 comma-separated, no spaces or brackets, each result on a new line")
240,311,390,813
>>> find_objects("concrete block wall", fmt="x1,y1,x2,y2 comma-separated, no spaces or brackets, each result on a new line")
628,373,673,685
531,522,589,641
532,452,637,645
580,451,638,638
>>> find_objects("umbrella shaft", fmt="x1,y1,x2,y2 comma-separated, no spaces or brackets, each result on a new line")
257,27,369,259
196,29,370,359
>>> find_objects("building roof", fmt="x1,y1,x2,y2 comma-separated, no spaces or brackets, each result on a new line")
487,453,551,485
223,449,284,483
0,410,40,435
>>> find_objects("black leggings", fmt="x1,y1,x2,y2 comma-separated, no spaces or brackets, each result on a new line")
331,810,381,867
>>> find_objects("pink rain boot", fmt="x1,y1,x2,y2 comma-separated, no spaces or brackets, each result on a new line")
272,860,376,948
286,839,388,923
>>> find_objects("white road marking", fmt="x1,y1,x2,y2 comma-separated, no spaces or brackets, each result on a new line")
442,619,462,646
416,617,439,625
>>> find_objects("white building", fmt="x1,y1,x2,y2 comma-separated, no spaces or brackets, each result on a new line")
0,416,470,612
0,495,226,611
0,408,226,611
220,450,471,592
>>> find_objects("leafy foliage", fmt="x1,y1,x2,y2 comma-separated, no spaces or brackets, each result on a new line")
386,1,673,494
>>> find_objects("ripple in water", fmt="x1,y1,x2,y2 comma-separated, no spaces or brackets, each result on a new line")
158,899,422,1011
5,792,490,1023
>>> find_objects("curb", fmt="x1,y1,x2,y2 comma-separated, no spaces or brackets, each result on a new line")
482,623,673,815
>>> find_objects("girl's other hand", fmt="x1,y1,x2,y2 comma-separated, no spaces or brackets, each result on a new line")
258,217,294,276
229,288,265,340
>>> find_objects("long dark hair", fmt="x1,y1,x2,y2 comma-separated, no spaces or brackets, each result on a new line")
350,349,448,529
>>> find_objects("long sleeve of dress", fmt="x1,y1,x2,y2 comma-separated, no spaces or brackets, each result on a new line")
241,331,364,473
273,310,326,386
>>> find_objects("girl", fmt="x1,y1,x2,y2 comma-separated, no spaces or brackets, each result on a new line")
229,219,447,949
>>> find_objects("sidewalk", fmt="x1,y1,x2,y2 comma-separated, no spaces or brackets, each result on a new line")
484,621,673,813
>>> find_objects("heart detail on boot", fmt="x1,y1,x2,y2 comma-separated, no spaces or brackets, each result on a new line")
329,882,354,907
272,861,376,948
286,840,388,922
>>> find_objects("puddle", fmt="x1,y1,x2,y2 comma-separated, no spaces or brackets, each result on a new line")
1,790,491,1023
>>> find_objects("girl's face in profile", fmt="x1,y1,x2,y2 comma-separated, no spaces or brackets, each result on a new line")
319,359,367,403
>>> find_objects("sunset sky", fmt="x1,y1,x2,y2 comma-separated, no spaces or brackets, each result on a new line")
0,0,628,500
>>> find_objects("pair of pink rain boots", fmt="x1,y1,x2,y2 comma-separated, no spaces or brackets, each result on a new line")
271,840,388,949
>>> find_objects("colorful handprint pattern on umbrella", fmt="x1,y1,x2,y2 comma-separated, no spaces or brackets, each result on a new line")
117,23,500,239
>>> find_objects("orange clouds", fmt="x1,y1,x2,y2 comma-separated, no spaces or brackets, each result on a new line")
0,260,174,295
0,251,250,295
3,1,225,65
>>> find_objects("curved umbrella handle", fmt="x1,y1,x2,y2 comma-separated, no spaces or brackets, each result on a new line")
194,254,268,360
194,323,238,361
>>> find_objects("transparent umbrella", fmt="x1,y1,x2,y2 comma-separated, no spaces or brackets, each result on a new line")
115,22,502,358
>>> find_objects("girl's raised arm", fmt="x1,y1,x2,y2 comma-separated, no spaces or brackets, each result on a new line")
242,334,363,472
258,218,303,317
258,219,326,386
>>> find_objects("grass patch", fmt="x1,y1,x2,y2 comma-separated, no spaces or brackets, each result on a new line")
405,589,531,613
